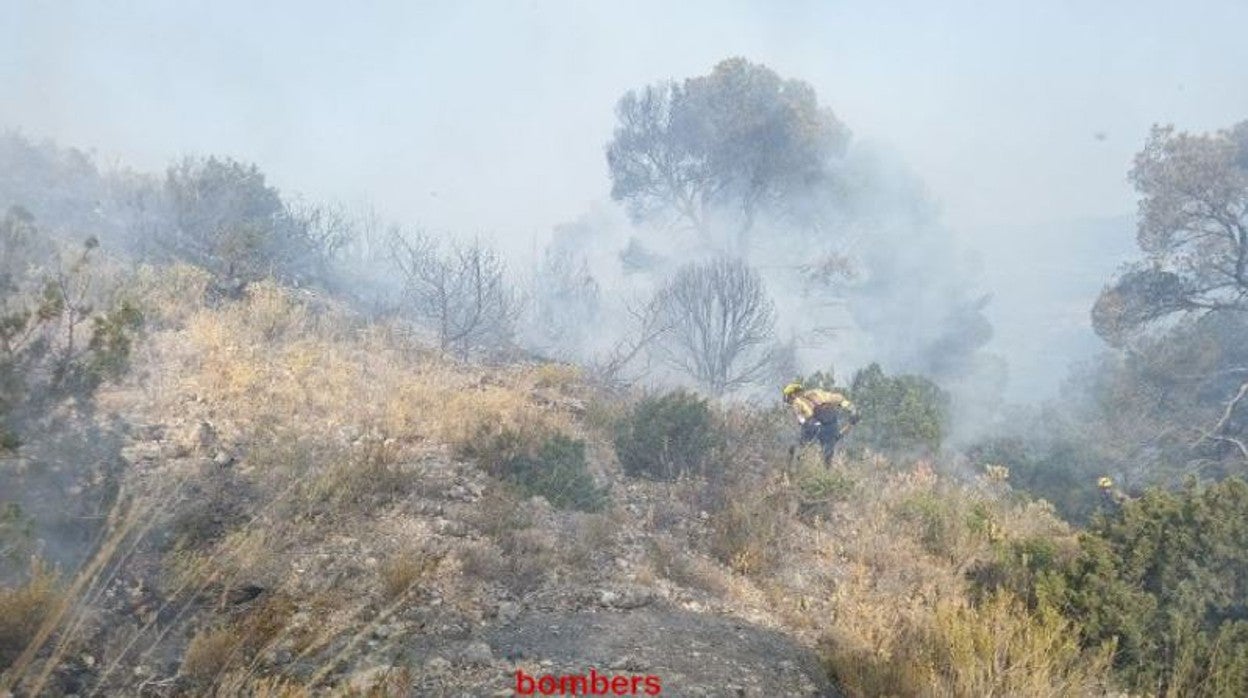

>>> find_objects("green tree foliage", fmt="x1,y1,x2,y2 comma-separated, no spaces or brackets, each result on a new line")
161,157,304,282
967,435,1103,523
0,136,354,293
1073,314,1248,484
1093,122,1248,346
0,208,141,579
1058,478,1248,696
606,57,849,250
0,207,141,451
0,133,150,249
1075,121,1248,484
614,390,718,480
848,363,949,453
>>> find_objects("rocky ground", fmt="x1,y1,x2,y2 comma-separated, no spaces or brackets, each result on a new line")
30,402,840,697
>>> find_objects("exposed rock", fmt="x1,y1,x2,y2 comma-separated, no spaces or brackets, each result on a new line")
435,518,470,537
596,586,654,610
497,601,521,624
425,656,452,673
458,641,494,666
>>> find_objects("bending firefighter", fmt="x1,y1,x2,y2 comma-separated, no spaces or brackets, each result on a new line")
783,382,860,465
1097,476,1129,510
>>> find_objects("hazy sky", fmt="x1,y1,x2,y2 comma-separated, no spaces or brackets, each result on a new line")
6,1,1248,245
5,1,1248,399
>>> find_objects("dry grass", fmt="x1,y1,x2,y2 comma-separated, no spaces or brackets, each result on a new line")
123,263,213,328
786,458,1116,697
213,673,309,697
924,592,1112,697
644,536,730,596
379,549,441,602
181,625,243,685
9,266,1121,694
824,591,1111,697
459,529,554,598
0,560,60,670
561,511,621,569
152,274,580,469
462,484,533,539
707,475,792,576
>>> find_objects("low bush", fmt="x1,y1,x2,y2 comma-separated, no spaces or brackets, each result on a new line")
893,489,991,562
923,591,1111,696
481,430,608,512
614,390,718,481
379,549,442,602
460,531,552,598
966,535,1073,610
793,460,856,519
823,591,1111,697
968,436,1103,524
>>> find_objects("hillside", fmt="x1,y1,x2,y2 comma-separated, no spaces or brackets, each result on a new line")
1,267,1112,696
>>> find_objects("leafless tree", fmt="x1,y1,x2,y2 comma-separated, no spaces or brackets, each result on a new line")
524,245,601,359
589,295,671,389
389,231,522,359
650,256,779,396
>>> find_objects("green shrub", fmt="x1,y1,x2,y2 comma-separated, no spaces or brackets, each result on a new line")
893,489,989,561
494,432,608,512
969,436,1102,524
848,363,949,454
1054,477,1248,696
793,461,855,519
967,535,1072,610
614,390,717,480
1,208,142,452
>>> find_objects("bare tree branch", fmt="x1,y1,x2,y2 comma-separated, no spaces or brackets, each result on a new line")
649,257,779,396
388,231,521,359
1193,381,1248,462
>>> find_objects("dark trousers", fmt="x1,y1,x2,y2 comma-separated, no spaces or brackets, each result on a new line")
800,413,840,465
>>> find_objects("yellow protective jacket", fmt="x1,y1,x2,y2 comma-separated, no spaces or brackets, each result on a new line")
791,389,854,424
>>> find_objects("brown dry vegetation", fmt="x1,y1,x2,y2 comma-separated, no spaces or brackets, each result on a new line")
1,266,1115,695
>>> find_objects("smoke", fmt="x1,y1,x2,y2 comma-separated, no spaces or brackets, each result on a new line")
526,130,1004,439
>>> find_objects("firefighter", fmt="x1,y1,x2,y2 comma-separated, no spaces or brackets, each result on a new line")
783,382,859,465
1097,476,1128,510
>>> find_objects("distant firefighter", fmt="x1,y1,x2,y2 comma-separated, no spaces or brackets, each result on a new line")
783,382,860,465
1097,476,1129,510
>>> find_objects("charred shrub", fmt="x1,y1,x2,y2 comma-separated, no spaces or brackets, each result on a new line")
614,390,718,481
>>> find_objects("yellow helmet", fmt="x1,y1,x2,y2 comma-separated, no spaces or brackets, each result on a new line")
1097,476,1113,490
782,382,803,399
